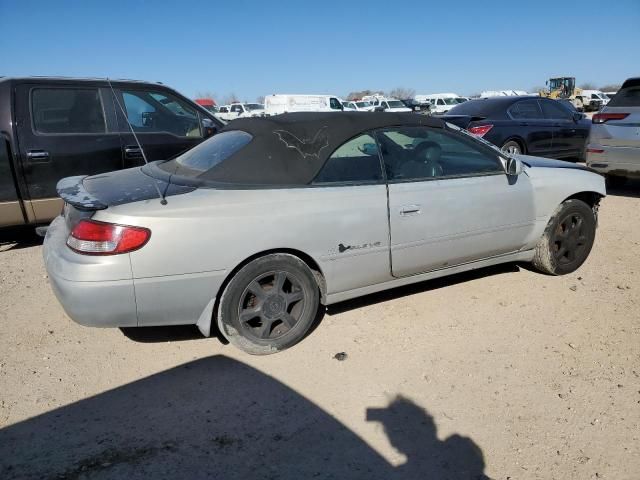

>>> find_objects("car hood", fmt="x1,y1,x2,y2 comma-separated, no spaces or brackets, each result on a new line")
518,154,591,171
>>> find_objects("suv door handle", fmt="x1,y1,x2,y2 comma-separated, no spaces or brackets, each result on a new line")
26,150,50,163
400,205,421,216
124,145,143,159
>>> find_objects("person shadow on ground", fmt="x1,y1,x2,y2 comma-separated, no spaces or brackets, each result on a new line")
368,396,490,480
0,355,490,479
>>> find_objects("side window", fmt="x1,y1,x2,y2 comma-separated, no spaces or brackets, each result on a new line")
540,100,573,120
377,127,503,181
219,107,229,113
508,100,543,119
437,99,445,105
121,90,202,138
31,88,105,134
329,98,342,110
591,94,599,99
230,104,243,113
313,133,382,184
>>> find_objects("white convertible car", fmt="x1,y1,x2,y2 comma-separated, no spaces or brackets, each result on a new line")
44,113,606,354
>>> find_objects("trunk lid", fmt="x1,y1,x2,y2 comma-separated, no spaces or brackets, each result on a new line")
57,165,196,211
440,115,486,129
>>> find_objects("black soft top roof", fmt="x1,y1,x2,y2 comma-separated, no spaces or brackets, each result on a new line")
199,112,444,185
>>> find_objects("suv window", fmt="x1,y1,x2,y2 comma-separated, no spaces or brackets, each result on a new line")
31,88,105,134
329,98,342,110
122,90,202,137
607,86,640,107
508,100,543,119
540,100,573,120
313,133,383,184
377,126,503,181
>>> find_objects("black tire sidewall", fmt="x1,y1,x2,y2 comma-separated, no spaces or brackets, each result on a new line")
217,254,319,354
547,200,596,275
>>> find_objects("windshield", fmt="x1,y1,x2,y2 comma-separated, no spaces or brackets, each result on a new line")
443,98,458,105
356,101,371,108
245,103,264,111
455,97,468,103
159,130,252,175
387,100,405,108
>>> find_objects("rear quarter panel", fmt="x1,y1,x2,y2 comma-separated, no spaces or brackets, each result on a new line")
94,185,392,296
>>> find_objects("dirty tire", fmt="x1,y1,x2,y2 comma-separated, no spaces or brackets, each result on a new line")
532,199,596,275
217,254,320,355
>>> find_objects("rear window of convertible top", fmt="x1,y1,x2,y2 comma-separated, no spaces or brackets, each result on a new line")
159,130,252,176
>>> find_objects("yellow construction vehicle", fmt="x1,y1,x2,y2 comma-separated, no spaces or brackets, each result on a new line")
539,77,584,111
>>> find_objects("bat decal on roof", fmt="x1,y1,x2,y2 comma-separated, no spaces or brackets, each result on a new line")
273,126,329,159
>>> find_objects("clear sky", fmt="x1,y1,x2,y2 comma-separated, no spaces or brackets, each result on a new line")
1,0,638,102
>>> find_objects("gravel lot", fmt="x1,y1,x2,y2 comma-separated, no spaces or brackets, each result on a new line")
1,180,639,479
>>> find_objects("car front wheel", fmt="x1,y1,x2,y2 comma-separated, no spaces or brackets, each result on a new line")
217,254,320,355
531,199,597,275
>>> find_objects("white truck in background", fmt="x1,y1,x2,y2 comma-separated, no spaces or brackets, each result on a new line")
414,93,464,114
217,103,265,121
576,90,610,111
264,94,344,115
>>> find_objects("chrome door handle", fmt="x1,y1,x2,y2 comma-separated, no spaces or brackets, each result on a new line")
124,145,143,159
26,150,50,162
400,205,421,216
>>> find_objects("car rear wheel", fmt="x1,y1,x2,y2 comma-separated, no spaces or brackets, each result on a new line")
501,140,522,155
531,199,596,275
217,254,320,355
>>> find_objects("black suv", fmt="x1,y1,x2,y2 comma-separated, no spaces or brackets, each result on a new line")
0,77,222,228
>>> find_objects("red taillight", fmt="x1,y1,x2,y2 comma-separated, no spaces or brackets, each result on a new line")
586,148,604,154
468,124,494,137
592,113,629,124
67,220,150,255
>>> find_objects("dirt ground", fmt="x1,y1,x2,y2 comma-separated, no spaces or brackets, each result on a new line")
0,181,639,480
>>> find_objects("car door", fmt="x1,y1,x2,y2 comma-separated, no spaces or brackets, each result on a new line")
378,126,536,278
310,132,391,293
116,87,209,165
14,82,123,223
506,99,554,155
539,99,584,157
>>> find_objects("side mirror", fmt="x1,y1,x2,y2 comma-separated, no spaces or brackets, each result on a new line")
505,156,523,176
201,117,217,137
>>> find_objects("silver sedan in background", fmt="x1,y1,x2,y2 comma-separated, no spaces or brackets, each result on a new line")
587,77,640,187
44,113,606,354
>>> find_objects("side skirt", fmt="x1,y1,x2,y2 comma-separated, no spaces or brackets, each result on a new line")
325,250,535,305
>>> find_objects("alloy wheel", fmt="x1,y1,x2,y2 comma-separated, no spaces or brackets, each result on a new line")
237,271,306,341
552,212,588,265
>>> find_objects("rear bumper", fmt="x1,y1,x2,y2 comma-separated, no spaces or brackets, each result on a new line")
44,215,227,331
43,216,138,327
586,144,640,177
